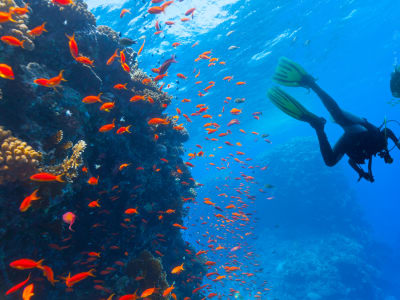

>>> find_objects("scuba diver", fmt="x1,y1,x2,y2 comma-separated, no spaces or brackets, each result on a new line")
268,57,400,183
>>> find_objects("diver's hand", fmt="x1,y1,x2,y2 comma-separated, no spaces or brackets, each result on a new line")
358,171,374,183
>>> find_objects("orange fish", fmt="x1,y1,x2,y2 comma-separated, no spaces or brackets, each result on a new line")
230,108,242,115
75,56,94,66
172,42,180,47
236,81,246,85
138,38,145,56
100,102,115,112
5,273,30,295
163,284,175,296
1,36,25,48
142,78,152,85
148,6,165,14
148,118,170,125
171,263,184,274
30,172,64,183
107,49,119,65
22,283,34,300
177,73,187,79
0,64,14,80
125,208,139,214
27,22,47,36
63,269,95,288
10,259,44,270
141,287,158,298
116,125,131,134
52,0,75,6
130,95,145,102
114,83,127,90
41,265,58,285
82,93,102,104
19,189,40,212
122,62,130,72
0,11,16,23
10,4,29,15
66,33,79,58
119,163,131,171
120,8,131,18
87,175,99,185
88,199,100,208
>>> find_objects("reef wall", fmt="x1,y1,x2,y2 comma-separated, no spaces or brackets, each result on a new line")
0,0,205,298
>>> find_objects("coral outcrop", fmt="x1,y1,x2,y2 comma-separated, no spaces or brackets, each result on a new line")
0,0,204,299
0,126,41,184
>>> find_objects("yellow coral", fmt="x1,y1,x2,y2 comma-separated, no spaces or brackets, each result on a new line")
44,140,86,182
0,126,41,185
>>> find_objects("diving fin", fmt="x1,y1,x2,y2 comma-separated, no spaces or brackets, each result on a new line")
273,57,310,87
268,86,325,127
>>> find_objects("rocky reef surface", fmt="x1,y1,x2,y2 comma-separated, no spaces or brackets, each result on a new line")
0,0,205,299
254,137,386,300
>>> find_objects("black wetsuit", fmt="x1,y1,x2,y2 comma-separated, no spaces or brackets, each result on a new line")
305,79,399,182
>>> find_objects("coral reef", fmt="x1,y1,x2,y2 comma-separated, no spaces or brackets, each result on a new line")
0,126,41,185
0,0,204,299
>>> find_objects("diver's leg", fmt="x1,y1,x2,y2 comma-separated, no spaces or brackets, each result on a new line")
314,127,346,166
306,79,349,126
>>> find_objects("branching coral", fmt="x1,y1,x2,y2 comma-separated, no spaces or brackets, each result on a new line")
43,139,86,182
0,126,41,185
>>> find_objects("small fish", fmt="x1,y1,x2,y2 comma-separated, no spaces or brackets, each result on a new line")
116,125,131,134
10,259,44,270
52,0,75,6
75,56,94,66
234,98,245,103
27,22,47,36
0,64,14,80
119,163,131,171
0,11,17,23
10,4,29,15
30,173,64,183
63,269,95,288
137,38,146,56
100,102,115,112
19,189,40,212
88,176,99,185
119,37,137,47
82,93,103,104
120,8,131,18
5,273,30,295
148,118,170,125
1,36,25,48
88,199,100,208
106,49,119,65
125,208,138,214
228,45,240,50
22,284,34,300
66,33,79,58
141,287,158,298
171,263,184,274
185,8,196,16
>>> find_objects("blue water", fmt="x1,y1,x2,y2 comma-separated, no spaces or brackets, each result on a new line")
89,0,400,298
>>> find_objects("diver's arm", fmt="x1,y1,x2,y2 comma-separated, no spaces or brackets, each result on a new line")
348,158,374,182
386,128,400,149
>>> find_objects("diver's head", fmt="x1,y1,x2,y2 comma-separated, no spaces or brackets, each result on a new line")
390,66,400,98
